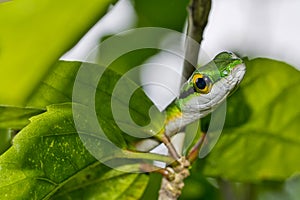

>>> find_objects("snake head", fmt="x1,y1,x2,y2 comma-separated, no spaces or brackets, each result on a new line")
176,51,246,119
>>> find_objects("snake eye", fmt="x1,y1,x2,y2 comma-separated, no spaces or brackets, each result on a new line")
192,74,212,94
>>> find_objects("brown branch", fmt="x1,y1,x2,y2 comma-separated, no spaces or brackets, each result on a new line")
182,0,212,80
158,157,190,200
187,132,206,162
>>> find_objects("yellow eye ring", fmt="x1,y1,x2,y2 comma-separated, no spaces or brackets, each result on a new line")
192,73,212,94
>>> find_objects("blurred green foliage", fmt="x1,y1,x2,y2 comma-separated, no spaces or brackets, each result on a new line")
133,0,189,30
0,0,116,105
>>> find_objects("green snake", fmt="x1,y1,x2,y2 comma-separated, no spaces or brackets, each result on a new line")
136,51,246,152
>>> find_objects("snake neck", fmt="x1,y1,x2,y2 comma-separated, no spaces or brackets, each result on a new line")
165,101,182,123
164,101,197,136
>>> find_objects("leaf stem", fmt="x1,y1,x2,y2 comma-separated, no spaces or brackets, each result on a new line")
120,150,175,165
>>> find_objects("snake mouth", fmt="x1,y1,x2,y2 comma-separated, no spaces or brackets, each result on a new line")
226,62,246,95
232,63,246,84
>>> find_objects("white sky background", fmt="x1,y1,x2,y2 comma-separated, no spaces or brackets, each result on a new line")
62,0,300,110
201,0,300,68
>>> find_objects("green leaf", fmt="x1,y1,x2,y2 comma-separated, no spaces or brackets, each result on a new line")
0,104,43,155
202,58,300,182
0,0,116,105
26,61,82,108
0,106,44,129
51,163,149,200
0,103,148,199
26,60,164,148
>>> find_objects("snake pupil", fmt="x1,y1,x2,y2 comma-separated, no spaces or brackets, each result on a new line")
195,78,206,89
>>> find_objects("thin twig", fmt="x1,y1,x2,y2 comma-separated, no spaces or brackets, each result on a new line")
160,134,181,160
187,132,206,162
182,0,212,80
